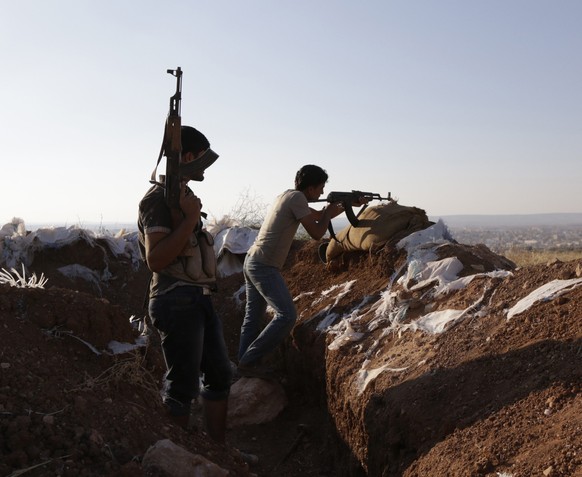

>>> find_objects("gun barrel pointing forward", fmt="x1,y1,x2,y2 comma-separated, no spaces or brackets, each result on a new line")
311,191,392,203
368,191,392,201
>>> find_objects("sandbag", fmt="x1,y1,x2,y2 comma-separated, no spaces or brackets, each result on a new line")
326,203,433,261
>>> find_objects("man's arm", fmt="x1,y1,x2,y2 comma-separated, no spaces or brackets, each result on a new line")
300,202,344,240
144,185,201,272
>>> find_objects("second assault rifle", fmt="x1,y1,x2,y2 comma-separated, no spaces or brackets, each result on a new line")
314,190,393,227
150,67,183,209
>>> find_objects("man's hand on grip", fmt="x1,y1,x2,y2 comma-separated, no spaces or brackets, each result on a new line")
180,182,201,221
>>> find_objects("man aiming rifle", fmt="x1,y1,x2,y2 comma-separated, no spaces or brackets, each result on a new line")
237,165,369,378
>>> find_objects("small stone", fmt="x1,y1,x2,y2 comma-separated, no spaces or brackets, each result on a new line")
543,465,553,476
0,363,10,369
42,415,55,425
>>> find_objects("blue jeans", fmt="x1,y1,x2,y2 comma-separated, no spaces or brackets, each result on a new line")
238,256,297,365
149,286,232,416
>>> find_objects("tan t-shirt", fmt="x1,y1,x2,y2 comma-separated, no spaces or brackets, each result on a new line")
247,189,311,269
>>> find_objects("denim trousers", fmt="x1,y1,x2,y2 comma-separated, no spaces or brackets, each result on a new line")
238,256,297,366
149,285,232,416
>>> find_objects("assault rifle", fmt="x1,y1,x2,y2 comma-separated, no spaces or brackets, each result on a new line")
150,67,183,209
162,67,183,209
314,190,392,227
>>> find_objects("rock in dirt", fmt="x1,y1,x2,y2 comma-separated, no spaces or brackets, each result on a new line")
228,377,288,428
142,439,229,477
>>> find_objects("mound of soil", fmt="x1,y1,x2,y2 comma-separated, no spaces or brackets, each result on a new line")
286,241,581,477
0,229,580,476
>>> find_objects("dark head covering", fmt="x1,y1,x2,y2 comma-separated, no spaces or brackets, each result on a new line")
179,126,219,175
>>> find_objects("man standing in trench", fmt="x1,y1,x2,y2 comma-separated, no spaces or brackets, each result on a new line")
238,164,361,378
138,126,232,443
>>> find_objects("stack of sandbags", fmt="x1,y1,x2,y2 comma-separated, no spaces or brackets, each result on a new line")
326,202,433,262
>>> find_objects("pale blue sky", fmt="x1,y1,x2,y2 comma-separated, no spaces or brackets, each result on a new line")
1,1,581,226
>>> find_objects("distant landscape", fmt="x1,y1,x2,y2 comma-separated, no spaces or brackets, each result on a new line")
429,212,582,228
431,213,582,253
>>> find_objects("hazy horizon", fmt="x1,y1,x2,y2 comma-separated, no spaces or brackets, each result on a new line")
9,211,582,233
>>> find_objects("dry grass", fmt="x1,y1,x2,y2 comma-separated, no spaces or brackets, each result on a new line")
500,248,582,267
68,350,160,400
0,264,48,288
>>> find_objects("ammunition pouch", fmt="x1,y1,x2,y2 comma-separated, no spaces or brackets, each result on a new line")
162,229,217,287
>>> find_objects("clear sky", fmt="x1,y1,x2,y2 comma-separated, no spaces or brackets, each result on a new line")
1,1,581,227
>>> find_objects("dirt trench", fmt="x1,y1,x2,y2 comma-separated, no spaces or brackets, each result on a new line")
280,241,582,477
213,251,368,476
1,234,581,476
